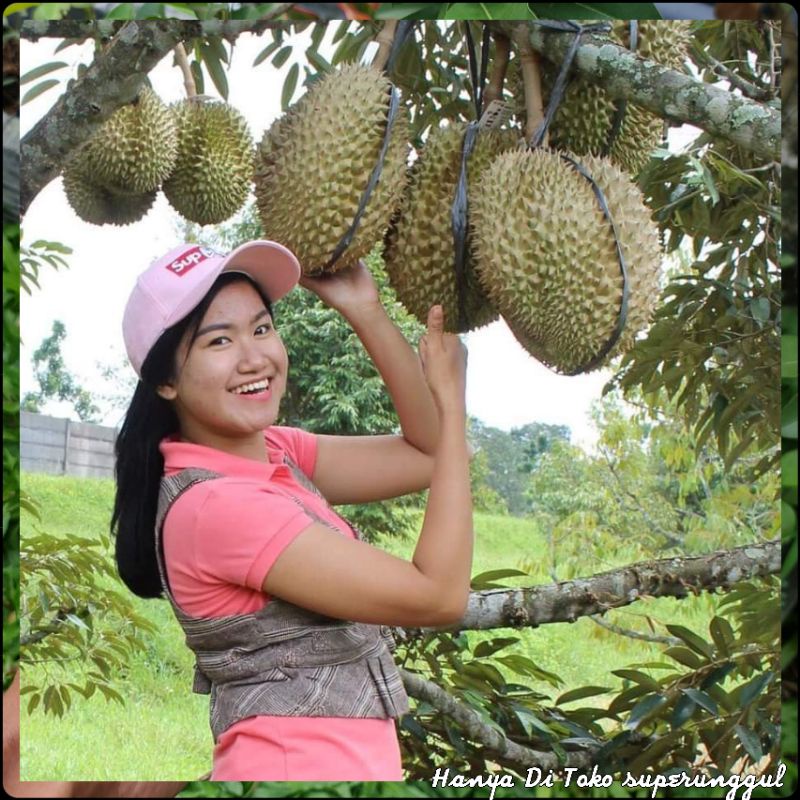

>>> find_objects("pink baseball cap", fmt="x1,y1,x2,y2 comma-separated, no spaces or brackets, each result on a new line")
123,241,301,377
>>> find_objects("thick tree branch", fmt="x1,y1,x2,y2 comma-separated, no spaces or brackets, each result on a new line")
417,541,780,635
490,21,780,161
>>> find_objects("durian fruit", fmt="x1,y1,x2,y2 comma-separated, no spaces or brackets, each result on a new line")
384,122,519,333
163,97,254,226
510,21,692,175
471,148,662,374
254,63,410,274
62,160,157,226
77,86,177,194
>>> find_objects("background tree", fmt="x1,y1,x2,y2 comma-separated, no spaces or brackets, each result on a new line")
21,319,101,422
5,2,796,792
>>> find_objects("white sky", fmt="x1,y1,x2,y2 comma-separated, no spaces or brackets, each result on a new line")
19,24,702,451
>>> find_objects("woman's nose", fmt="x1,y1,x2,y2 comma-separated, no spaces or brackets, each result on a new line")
237,339,272,371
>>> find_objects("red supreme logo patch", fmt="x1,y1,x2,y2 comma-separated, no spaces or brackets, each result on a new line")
166,246,219,276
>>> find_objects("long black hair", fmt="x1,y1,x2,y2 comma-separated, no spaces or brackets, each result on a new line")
112,272,274,599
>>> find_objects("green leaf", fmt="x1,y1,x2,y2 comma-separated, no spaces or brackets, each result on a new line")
738,671,775,707
470,567,529,589
665,624,714,660
681,688,718,716
190,60,204,95
671,693,696,729
750,297,771,324
375,4,443,19
612,669,663,691
281,62,299,111
442,3,533,18
783,337,798,378
201,44,228,100
306,48,332,75
527,2,660,18
105,3,136,19
782,450,798,488
782,394,798,439
664,646,704,670
624,693,667,730
272,45,293,69
556,685,612,705
20,61,68,85
709,616,735,655
734,724,764,762
253,40,281,67
21,79,60,105
473,636,520,658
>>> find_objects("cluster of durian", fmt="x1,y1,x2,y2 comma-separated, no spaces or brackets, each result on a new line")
379,22,673,372
507,20,692,176
254,63,410,274
62,89,253,227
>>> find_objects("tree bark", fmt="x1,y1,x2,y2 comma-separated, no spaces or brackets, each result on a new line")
411,540,780,636
490,21,781,162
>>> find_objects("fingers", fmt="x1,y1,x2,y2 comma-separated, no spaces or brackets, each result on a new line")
427,305,444,337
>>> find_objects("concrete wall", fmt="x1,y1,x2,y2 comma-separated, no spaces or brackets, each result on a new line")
20,411,117,479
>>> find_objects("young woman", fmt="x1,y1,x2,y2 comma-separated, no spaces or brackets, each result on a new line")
112,240,473,781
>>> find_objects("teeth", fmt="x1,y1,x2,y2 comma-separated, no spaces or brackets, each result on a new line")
231,379,270,395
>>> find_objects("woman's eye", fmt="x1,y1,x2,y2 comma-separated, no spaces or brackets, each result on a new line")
209,336,230,346
255,322,273,335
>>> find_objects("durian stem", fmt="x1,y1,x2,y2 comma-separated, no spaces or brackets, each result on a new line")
482,33,510,107
513,25,546,146
174,42,197,98
371,20,398,72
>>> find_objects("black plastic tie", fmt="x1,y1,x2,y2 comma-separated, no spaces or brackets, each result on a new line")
451,121,480,333
324,83,401,271
558,153,630,375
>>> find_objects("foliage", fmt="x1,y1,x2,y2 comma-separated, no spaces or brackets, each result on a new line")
394,576,781,781
524,387,780,581
3,222,21,689
19,494,159,717
469,417,570,515
21,318,101,422
607,21,782,483
468,444,508,514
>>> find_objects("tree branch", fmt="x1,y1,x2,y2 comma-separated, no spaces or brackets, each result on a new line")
19,17,289,43
423,541,781,634
398,668,605,774
489,21,780,161
589,613,682,646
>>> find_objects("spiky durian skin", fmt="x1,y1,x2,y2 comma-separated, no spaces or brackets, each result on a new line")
471,148,662,374
79,87,177,194
384,123,518,333
254,63,410,275
62,162,157,226
536,21,693,174
163,98,254,226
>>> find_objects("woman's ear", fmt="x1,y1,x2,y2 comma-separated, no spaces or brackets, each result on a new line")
156,383,177,401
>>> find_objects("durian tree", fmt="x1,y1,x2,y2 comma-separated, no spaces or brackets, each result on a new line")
12,3,794,786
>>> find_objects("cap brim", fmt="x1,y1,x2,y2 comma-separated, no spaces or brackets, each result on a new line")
220,240,301,303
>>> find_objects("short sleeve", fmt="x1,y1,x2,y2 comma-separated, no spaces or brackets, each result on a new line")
267,426,318,479
165,478,316,593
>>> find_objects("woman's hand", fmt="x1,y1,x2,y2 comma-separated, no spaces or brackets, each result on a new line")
299,259,381,318
418,305,467,415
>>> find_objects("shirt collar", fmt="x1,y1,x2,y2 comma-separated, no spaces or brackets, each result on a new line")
160,430,288,481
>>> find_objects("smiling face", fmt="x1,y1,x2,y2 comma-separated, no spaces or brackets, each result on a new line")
156,278,287,460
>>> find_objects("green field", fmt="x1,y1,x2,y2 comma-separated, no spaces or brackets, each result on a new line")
19,472,726,782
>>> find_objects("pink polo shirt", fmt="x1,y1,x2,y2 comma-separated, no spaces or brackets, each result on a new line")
159,426,404,782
